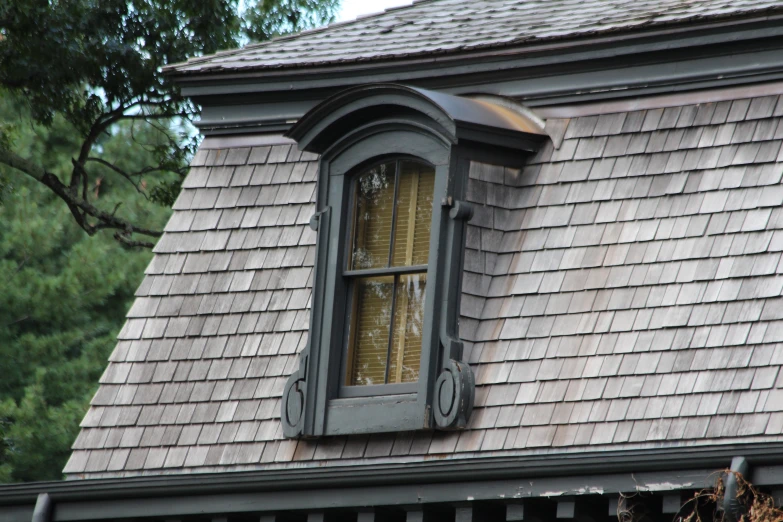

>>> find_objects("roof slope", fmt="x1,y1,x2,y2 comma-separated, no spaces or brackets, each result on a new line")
169,0,783,75
66,92,783,478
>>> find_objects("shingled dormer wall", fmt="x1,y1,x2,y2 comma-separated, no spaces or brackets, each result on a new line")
65,94,783,478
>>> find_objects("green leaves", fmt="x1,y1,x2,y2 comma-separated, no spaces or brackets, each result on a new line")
0,0,339,482
245,0,339,41
0,181,153,481
0,117,18,202
0,0,338,246
0,0,337,133
0,378,96,483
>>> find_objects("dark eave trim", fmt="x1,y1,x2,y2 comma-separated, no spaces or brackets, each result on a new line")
285,83,545,155
3,445,783,521
534,79,783,119
4,443,783,511
46,468,724,521
187,17,783,136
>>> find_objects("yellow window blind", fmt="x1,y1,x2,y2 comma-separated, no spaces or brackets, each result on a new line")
351,163,394,270
347,277,394,386
392,163,435,267
346,159,434,387
388,274,427,383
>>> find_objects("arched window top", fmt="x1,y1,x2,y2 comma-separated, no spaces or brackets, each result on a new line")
286,83,547,156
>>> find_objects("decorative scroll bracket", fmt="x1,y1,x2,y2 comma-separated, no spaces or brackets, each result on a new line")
282,353,307,438
434,359,475,429
448,199,474,221
434,198,475,430
282,207,330,438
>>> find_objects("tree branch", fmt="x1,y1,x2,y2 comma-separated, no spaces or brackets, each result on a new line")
84,157,149,197
113,232,155,249
0,146,163,246
120,112,189,121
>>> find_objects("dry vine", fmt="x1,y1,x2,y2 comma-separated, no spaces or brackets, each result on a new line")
616,472,783,522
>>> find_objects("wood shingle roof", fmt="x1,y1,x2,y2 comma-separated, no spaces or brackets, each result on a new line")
167,0,783,75
65,93,783,478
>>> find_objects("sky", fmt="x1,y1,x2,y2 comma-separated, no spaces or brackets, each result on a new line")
338,0,415,21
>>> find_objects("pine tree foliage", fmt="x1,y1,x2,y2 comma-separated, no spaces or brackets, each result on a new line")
0,94,173,482
0,0,338,482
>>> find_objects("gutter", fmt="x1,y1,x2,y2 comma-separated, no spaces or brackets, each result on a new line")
3,443,783,506
723,456,751,522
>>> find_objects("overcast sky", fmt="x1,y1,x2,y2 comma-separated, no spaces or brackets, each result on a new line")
337,0,414,21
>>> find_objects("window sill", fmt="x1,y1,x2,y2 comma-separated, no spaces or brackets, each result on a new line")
325,394,423,435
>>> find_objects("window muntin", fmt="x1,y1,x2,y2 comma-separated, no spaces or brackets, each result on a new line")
345,159,434,387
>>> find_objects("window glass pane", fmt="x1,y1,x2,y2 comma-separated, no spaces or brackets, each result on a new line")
388,273,426,384
392,161,435,267
347,276,394,386
346,159,432,388
351,162,396,270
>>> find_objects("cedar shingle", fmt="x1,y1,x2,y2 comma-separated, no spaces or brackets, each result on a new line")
72,94,783,478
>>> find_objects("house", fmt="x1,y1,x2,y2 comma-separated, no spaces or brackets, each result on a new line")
5,0,783,520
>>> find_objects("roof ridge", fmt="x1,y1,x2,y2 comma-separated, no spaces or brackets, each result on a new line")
169,0,438,70
166,0,783,75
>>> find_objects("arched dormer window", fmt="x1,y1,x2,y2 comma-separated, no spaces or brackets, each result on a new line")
281,84,546,437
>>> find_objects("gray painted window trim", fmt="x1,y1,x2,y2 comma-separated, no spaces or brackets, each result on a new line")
281,84,546,438
284,128,464,436
10,444,783,521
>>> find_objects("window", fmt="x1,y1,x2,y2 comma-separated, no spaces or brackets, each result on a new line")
280,84,546,437
344,159,434,392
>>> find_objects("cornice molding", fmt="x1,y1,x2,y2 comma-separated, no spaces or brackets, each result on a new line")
184,18,783,136
4,443,783,506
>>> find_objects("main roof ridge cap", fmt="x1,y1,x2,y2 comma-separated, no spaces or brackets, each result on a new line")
165,3,783,76
164,0,439,71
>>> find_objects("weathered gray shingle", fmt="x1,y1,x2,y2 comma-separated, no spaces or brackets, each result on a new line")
167,0,783,76
67,93,783,478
